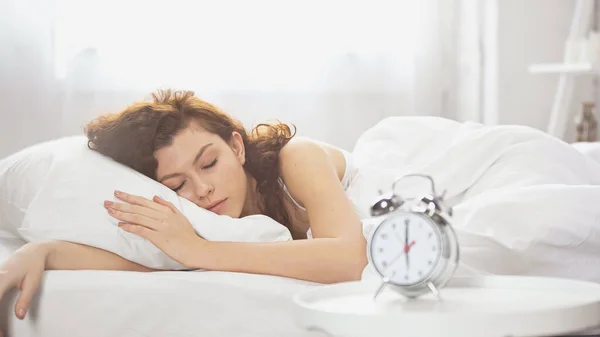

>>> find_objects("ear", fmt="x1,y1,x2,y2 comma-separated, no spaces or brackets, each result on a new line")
230,131,246,165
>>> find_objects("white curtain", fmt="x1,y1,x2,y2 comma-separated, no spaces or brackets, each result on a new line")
0,0,474,158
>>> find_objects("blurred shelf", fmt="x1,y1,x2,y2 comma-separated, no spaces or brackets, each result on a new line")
528,62,600,75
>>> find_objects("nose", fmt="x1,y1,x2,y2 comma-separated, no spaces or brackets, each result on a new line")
192,177,214,200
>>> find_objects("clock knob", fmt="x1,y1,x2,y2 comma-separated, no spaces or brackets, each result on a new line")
420,193,453,217
370,191,404,217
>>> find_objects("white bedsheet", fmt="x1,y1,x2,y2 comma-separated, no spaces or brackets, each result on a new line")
0,243,325,337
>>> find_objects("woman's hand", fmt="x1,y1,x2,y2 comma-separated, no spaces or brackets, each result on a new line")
0,243,48,331
105,191,205,268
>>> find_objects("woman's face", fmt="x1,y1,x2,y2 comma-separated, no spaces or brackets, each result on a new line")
154,122,248,218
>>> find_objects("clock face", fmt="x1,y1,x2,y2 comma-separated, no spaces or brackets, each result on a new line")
369,212,442,286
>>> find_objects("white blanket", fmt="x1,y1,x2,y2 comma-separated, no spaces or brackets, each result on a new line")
349,116,600,282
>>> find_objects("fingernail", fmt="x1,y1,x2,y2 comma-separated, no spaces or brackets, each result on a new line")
17,308,25,319
104,201,113,207
114,190,122,197
108,208,116,214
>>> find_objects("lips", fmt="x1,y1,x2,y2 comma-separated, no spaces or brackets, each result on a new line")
206,199,227,214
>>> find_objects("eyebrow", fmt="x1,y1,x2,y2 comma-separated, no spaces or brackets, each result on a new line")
158,143,213,182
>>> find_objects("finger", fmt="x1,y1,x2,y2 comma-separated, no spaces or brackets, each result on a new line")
105,201,166,220
153,196,182,215
0,270,14,293
0,271,18,317
107,209,162,230
15,269,43,320
114,191,167,213
118,223,158,242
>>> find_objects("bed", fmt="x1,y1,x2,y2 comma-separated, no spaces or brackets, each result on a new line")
3,121,600,337
0,237,327,337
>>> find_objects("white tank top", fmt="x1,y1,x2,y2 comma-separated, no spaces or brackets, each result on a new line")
277,149,358,239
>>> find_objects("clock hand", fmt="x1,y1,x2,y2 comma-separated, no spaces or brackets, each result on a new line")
383,251,406,278
388,252,403,268
405,222,409,269
393,231,404,244
403,240,416,272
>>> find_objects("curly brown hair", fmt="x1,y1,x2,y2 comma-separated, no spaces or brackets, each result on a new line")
84,89,296,228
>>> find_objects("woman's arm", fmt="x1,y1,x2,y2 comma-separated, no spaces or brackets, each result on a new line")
1,241,153,323
192,238,365,283
43,241,155,272
187,138,367,283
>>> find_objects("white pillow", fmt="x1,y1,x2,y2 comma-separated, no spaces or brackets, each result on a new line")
2,136,292,270
0,140,59,241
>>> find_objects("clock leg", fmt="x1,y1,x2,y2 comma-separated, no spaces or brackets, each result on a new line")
373,279,389,300
428,282,443,301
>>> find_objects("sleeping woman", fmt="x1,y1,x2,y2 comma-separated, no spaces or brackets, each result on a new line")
1,89,368,323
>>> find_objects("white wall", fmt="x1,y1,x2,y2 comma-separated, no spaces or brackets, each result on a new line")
1,0,453,159
488,0,595,142
2,1,589,160
0,0,60,158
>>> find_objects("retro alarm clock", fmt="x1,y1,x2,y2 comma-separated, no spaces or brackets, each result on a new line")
367,174,459,300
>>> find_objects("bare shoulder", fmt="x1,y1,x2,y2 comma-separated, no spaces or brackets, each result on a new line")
279,137,346,181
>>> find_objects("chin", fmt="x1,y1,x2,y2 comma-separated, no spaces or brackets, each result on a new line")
226,209,242,219
225,205,244,219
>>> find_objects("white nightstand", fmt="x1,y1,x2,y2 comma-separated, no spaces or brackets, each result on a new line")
292,276,600,337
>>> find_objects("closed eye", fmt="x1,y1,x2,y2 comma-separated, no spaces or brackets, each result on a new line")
203,159,217,169
172,181,186,192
